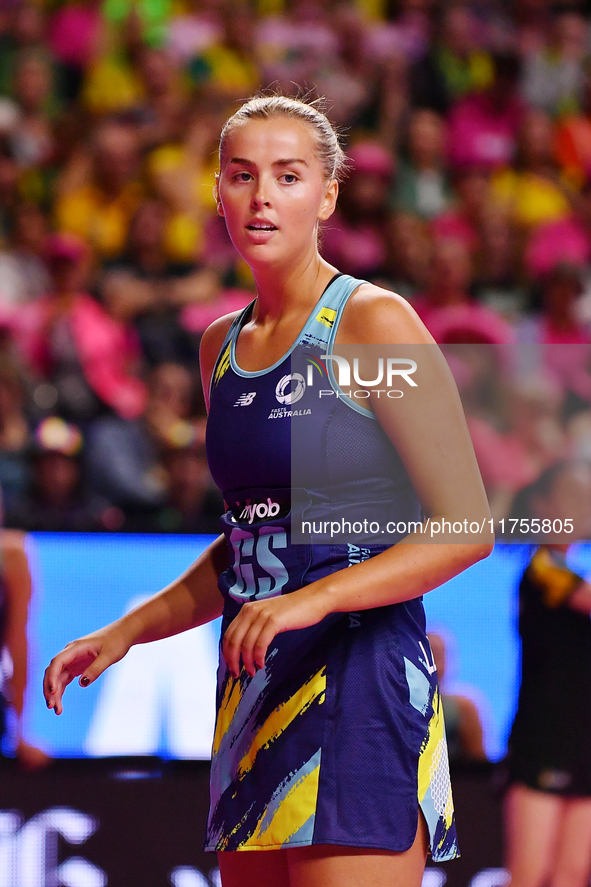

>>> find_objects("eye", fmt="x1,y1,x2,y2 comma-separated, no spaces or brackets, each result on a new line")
279,173,299,184
233,171,253,182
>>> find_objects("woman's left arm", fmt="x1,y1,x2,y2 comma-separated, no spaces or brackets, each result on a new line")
223,286,494,677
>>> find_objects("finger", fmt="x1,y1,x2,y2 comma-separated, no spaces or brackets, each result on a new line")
44,644,95,693
238,611,276,676
79,650,115,687
252,618,279,671
48,669,74,716
44,657,74,712
223,607,258,677
44,644,100,711
238,620,263,677
43,657,66,704
52,676,72,716
222,622,245,678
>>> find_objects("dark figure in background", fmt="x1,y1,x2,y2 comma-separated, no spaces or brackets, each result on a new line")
100,198,219,368
152,443,224,535
410,4,493,114
5,417,111,532
0,356,32,509
505,459,591,887
85,362,206,527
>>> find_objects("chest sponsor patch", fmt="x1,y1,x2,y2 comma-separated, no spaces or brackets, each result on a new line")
229,496,290,524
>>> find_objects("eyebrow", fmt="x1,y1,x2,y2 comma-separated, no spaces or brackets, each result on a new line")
275,158,308,167
228,157,309,167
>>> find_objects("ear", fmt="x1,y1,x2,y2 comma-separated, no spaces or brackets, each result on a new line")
318,178,338,222
213,174,224,217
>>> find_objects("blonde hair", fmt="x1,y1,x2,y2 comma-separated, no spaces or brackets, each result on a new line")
219,94,348,183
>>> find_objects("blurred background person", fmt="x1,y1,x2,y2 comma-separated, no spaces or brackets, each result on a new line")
390,107,452,220
18,232,147,424
148,439,224,535
447,52,524,173
0,354,33,512
428,631,487,764
521,9,589,118
322,139,394,280
410,3,493,114
505,459,591,887
0,487,50,769
0,201,49,311
85,361,211,531
5,416,113,533
54,119,143,261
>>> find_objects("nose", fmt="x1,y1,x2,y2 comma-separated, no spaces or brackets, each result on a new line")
250,176,271,209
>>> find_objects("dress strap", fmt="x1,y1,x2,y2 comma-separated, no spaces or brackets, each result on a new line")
209,301,255,396
320,275,378,420
297,274,366,350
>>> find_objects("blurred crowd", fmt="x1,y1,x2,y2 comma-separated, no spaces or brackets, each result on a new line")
0,0,591,532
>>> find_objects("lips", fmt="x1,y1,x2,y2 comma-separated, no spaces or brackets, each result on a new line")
246,218,278,231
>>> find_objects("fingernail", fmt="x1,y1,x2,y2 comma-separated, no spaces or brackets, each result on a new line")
80,676,90,687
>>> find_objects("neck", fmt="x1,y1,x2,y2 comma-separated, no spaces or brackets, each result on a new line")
250,249,338,321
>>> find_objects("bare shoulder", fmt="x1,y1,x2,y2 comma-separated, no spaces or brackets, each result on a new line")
199,310,243,408
338,282,435,346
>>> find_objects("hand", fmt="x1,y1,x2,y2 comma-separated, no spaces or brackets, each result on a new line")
222,588,328,678
43,626,130,716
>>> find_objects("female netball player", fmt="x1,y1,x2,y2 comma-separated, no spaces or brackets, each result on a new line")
44,95,493,887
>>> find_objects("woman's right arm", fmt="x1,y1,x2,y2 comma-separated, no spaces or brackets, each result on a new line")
44,312,239,715
44,535,228,714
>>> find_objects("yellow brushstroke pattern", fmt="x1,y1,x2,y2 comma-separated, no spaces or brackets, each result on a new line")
236,667,326,780
243,757,321,848
212,674,242,758
213,342,231,387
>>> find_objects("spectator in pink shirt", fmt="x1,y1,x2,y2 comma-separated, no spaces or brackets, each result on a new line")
448,53,525,172
17,233,147,423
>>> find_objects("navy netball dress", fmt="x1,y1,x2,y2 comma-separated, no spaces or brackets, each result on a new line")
204,274,458,860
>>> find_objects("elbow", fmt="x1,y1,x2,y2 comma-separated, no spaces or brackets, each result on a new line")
454,539,494,573
470,541,494,564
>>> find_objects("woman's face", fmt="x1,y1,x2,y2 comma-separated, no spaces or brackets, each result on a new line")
217,117,338,272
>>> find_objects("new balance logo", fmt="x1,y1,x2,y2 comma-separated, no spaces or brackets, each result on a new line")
234,392,257,406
